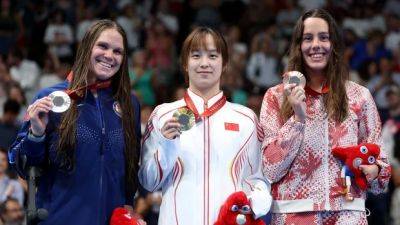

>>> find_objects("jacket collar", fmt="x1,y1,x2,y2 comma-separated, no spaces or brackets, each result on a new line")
305,84,329,96
186,88,224,114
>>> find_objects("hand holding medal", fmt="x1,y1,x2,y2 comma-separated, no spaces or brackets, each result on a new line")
161,108,196,139
26,78,112,136
283,71,306,122
27,96,53,136
161,117,183,140
26,89,78,137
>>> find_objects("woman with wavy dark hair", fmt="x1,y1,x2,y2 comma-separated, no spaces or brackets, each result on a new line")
9,20,143,225
260,9,391,224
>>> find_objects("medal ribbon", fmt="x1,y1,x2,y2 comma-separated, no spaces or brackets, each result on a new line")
183,91,226,122
305,84,329,96
65,71,112,100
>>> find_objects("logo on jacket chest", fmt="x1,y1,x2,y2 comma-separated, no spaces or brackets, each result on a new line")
113,101,122,118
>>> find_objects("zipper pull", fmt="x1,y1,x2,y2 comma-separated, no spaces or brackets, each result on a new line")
102,127,105,135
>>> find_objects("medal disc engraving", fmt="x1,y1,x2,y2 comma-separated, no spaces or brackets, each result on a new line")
173,108,195,131
283,71,306,88
49,91,71,113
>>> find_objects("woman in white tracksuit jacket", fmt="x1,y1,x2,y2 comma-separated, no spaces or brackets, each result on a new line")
139,27,272,225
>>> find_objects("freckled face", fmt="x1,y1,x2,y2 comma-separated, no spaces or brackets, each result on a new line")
301,17,332,73
90,28,124,80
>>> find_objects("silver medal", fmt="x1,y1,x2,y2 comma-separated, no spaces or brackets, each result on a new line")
49,91,71,113
283,71,306,88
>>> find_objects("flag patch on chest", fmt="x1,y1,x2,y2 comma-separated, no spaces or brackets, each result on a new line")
224,122,239,131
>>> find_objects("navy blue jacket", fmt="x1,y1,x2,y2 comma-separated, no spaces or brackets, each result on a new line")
9,80,141,225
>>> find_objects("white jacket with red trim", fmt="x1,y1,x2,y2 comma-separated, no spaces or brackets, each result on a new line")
139,90,272,225
260,81,391,214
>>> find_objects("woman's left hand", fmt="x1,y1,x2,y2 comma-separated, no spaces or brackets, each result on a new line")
359,164,379,181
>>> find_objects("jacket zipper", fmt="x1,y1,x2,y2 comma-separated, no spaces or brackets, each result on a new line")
203,102,210,225
324,105,330,210
95,91,106,223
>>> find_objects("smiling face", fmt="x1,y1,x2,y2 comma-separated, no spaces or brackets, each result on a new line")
301,17,332,74
89,28,124,81
187,34,223,95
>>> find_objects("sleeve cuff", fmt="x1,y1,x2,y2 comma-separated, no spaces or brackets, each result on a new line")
21,133,47,158
156,130,181,170
248,189,272,219
27,132,46,142
288,115,306,127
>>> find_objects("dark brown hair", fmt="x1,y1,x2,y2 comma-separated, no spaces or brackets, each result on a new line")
57,19,138,199
180,27,229,82
282,8,349,122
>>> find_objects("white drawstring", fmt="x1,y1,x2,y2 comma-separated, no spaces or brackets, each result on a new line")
365,208,371,217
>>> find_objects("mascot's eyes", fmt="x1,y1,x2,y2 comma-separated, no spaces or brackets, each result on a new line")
368,156,376,164
231,205,239,212
360,146,368,154
240,205,251,214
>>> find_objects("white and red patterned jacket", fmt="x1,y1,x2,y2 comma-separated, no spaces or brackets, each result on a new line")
260,81,391,213
139,90,272,225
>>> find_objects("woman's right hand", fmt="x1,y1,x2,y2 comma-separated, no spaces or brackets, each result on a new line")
284,83,306,123
161,117,181,139
27,96,53,136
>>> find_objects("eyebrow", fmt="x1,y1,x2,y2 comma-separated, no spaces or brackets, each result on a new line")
303,32,329,35
97,41,124,51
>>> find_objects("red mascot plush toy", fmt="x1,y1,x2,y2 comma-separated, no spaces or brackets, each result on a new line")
214,191,265,225
110,207,140,225
332,143,380,190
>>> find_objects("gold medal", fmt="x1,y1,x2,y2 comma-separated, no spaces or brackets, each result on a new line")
173,107,195,131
